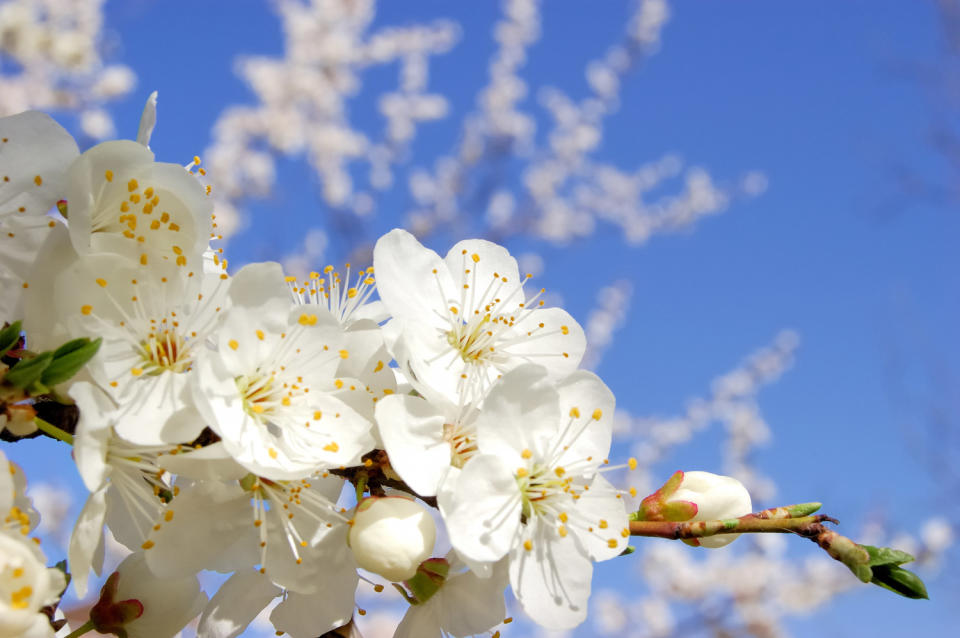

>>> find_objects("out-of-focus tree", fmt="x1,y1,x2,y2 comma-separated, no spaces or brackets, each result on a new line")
0,0,136,139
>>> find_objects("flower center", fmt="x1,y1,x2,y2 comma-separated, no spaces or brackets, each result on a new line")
3,506,31,536
516,464,572,519
287,264,377,325
237,373,282,422
93,171,193,269
446,315,498,364
137,329,191,374
442,422,478,468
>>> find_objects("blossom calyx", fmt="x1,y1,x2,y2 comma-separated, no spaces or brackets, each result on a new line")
634,470,699,522
402,557,450,605
89,572,144,638
348,496,436,582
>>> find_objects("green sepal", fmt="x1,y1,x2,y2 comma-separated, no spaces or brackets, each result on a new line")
392,583,418,605
0,321,22,357
41,337,102,386
4,352,53,389
618,545,636,557
634,470,687,522
661,500,698,522
861,544,915,567
659,470,685,498
238,473,258,492
404,558,450,605
870,564,929,599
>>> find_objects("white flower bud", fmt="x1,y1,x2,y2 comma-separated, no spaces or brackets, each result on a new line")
348,496,436,582
668,471,752,548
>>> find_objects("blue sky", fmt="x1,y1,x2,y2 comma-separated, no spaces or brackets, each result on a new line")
5,1,958,635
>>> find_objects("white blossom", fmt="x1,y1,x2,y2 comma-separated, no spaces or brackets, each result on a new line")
192,261,375,479
440,365,627,629
0,531,63,638
374,228,585,405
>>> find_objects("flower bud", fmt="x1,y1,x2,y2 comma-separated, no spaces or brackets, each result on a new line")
348,496,436,582
668,471,752,548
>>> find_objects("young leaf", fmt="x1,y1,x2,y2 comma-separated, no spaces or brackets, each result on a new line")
0,321,22,358
41,337,102,386
4,352,53,389
862,545,915,567
870,564,929,600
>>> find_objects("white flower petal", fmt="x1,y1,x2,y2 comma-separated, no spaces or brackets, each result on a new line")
69,381,115,491
266,522,356,595
373,228,452,329
0,110,78,219
197,570,281,638
507,307,586,376
568,474,629,562
509,518,593,630
436,560,508,636
439,454,520,563
114,551,207,638
376,394,449,497
269,576,358,637
394,603,441,638
156,442,249,481
104,480,161,551
144,481,258,579
20,225,77,351
475,365,559,465
443,238,522,312
228,261,291,314
554,370,615,472
136,91,158,147
67,484,107,598
65,140,211,269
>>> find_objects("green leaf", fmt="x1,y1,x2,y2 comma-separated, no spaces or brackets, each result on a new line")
0,321,22,357
862,544,915,567
870,564,929,600
4,352,53,389
41,337,102,386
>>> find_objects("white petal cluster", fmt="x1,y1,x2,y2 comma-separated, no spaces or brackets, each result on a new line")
0,99,755,638
0,451,65,638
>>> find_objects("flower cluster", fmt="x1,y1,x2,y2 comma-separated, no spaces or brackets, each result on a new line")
0,450,65,638
0,97,756,638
